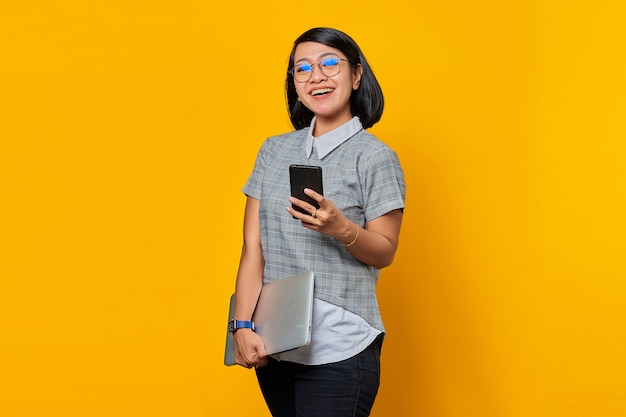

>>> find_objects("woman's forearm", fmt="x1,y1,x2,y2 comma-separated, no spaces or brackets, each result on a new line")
339,209,403,269
233,197,264,320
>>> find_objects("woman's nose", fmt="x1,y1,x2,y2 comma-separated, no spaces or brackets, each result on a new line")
309,64,327,81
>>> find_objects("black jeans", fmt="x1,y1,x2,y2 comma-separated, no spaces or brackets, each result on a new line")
255,335,383,417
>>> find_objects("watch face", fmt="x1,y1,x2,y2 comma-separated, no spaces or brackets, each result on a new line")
228,320,253,332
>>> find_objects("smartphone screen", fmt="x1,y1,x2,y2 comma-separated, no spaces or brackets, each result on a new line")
289,164,323,215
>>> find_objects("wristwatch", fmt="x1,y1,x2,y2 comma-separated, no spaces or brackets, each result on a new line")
228,319,255,333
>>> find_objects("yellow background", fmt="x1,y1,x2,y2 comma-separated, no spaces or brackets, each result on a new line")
1,1,625,416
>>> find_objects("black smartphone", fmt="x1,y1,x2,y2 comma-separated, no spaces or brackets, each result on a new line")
289,164,323,216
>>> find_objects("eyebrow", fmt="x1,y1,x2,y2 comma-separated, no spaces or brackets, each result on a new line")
294,52,341,65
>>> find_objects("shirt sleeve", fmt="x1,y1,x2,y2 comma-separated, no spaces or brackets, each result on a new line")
360,146,406,222
242,139,269,199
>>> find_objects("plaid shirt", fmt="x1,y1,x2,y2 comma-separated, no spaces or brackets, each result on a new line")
243,117,405,331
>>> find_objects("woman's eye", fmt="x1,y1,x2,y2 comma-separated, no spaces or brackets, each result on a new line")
321,58,340,68
296,64,312,73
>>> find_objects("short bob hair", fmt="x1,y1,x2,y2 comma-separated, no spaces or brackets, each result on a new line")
286,27,384,130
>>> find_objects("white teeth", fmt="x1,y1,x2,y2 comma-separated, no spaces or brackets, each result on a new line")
311,88,334,96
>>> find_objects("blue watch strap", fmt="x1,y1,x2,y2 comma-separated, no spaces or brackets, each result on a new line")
228,319,255,332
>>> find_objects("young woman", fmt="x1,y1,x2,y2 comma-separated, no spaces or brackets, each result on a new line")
231,27,406,417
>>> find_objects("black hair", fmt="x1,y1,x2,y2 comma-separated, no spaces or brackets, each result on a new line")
285,27,384,130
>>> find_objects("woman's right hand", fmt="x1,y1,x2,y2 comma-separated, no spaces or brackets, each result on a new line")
233,328,268,369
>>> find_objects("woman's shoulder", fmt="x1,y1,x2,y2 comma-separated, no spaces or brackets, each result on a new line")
265,128,308,144
349,130,399,159
252,128,308,164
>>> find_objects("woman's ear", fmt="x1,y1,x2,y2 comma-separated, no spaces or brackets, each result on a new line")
353,64,363,90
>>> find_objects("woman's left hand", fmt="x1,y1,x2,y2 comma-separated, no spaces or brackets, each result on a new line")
288,188,404,269
287,188,353,242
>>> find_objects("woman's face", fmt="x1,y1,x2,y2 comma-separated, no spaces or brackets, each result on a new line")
292,42,362,131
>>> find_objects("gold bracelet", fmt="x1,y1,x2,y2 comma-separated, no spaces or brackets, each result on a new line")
343,223,360,247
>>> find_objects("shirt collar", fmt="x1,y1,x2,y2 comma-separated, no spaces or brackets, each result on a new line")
306,116,363,159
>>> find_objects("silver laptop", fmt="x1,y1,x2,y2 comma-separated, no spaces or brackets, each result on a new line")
224,271,314,366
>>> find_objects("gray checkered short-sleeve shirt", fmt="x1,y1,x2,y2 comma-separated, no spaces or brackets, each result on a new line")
243,120,405,330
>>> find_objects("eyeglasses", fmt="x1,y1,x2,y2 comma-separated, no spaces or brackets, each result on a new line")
289,57,348,83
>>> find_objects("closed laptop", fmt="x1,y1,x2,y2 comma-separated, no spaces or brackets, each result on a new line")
224,271,314,366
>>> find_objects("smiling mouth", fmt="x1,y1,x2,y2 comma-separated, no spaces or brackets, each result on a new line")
311,88,334,96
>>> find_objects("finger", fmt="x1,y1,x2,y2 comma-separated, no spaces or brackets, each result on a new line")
256,345,268,359
286,205,308,220
242,356,257,369
252,350,269,368
303,188,325,205
288,198,317,219
288,197,308,213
